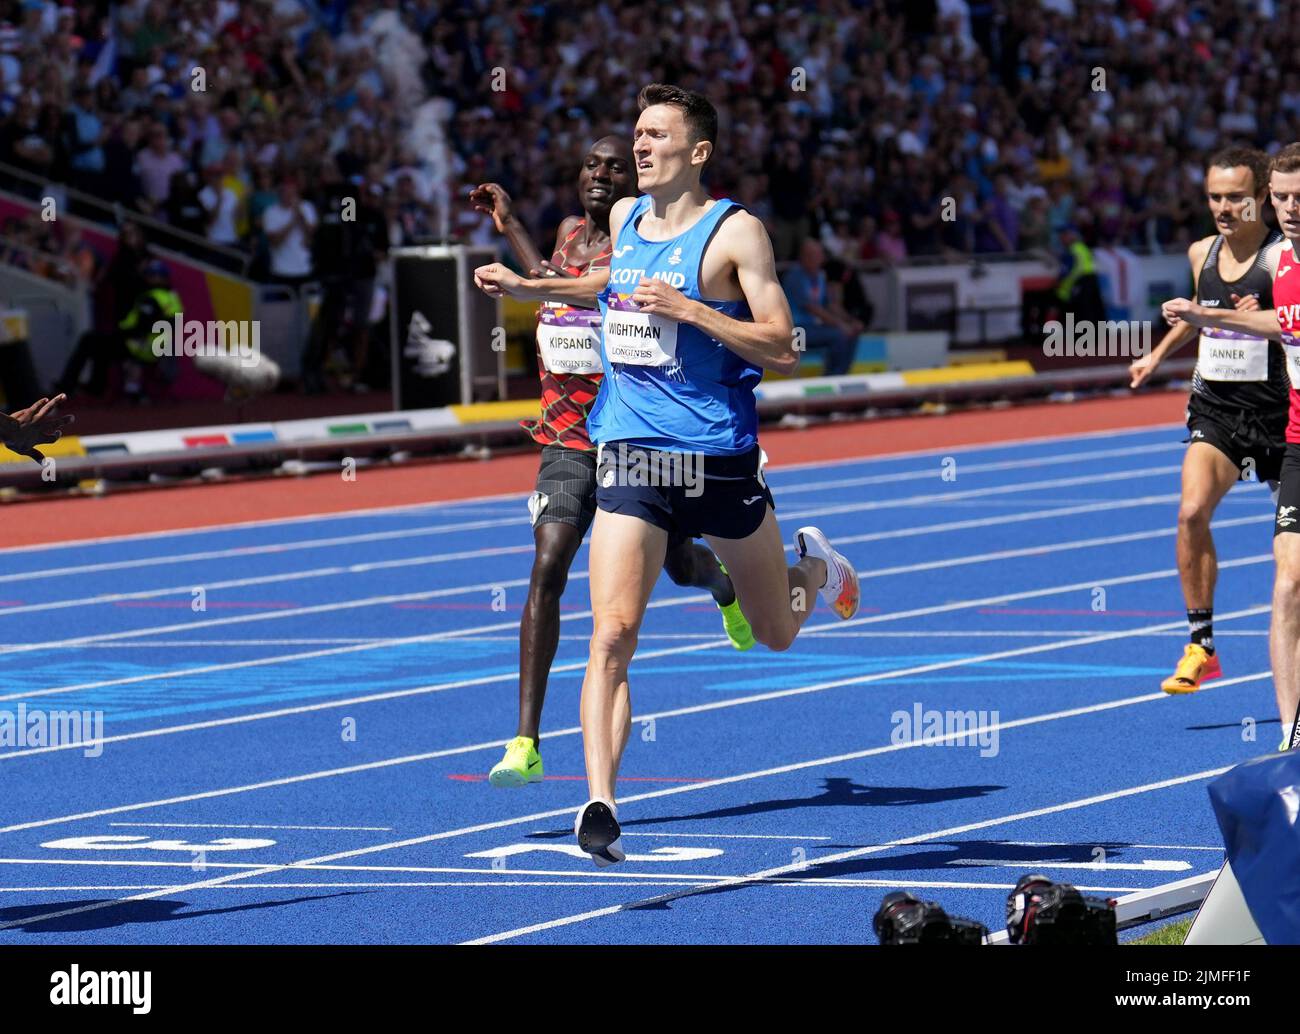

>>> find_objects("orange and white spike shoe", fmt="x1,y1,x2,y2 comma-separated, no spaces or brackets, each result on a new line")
793,526,860,619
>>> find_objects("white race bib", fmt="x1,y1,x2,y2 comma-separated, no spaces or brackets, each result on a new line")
1283,340,1300,389
602,308,679,366
536,323,603,375
1198,333,1269,382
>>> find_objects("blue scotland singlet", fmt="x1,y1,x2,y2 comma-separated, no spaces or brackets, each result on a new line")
589,196,760,455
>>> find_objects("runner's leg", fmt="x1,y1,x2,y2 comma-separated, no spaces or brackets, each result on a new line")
582,508,666,802
517,520,583,742
704,507,825,651
1177,441,1241,619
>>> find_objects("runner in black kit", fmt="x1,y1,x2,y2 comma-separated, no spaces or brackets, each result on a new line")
471,137,753,787
1130,148,1286,693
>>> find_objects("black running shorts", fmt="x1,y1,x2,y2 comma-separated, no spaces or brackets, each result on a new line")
1185,393,1285,485
528,443,598,536
594,442,775,542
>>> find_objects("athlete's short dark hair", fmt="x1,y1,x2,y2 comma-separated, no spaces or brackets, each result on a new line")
637,83,718,159
1270,143,1300,179
1207,147,1270,195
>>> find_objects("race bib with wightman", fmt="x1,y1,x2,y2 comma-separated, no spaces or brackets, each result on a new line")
602,297,679,367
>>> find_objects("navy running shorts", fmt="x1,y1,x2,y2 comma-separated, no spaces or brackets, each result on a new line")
594,441,775,541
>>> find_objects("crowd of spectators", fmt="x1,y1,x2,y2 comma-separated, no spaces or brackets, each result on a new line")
0,0,443,287
2,0,1298,286
436,0,1300,265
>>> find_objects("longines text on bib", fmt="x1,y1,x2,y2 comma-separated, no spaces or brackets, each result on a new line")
536,323,603,374
1199,333,1268,382
603,308,679,366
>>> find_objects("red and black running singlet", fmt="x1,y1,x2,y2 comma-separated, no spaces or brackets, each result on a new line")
519,220,609,452
1274,241,1300,443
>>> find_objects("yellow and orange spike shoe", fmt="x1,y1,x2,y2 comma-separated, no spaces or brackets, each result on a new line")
1161,643,1223,695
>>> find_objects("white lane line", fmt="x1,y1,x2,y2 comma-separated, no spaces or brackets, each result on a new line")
0,561,1272,760
462,764,1233,944
951,858,1191,872
774,440,1183,497
0,518,533,585
0,665,1270,927
858,514,1266,582
0,496,530,557
0,856,1156,894
0,491,1254,644
0,542,538,620
43,639,396,647
0,461,1181,634
107,822,393,832
0,491,1198,649
13,487,1204,702
0,573,538,660
0,419,1181,558
1007,841,1224,851
611,832,830,841
778,464,1182,522
826,492,1184,546
0,737,1234,933
0,441,1187,585
402,630,1262,642
0,881,1147,893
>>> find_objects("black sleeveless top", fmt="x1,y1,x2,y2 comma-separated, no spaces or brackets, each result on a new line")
1192,230,1287,415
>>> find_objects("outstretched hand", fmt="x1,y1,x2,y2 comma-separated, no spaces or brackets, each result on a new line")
0,394,74,463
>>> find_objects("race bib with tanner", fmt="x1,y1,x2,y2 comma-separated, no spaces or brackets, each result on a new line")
602,302,679,367
1198,328,1269,382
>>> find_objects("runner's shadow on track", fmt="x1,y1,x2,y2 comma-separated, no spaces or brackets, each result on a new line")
617,777,1005,828
0,892,369,933
521,779,1004,840
1185,717,1281,733
805,839,1154,874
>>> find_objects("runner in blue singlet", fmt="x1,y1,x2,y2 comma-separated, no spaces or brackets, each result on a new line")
474,84,861,866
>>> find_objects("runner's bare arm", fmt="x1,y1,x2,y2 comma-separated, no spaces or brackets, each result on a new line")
469,183,548,272
634,211,797,375
1137,238,1212,381
473,198,632,308
474,262,610,307
1162,239,1287,339
1163,299,1283,339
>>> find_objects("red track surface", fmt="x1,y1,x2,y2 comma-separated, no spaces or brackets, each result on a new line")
7,390,1188,548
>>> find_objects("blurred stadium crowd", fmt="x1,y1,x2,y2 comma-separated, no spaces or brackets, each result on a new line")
2,0,1297,282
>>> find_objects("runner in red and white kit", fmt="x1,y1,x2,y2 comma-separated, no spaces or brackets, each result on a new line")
1163,142,1300,741
470,137,753,788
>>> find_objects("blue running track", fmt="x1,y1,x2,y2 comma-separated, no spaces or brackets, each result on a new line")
0,422,1280,943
